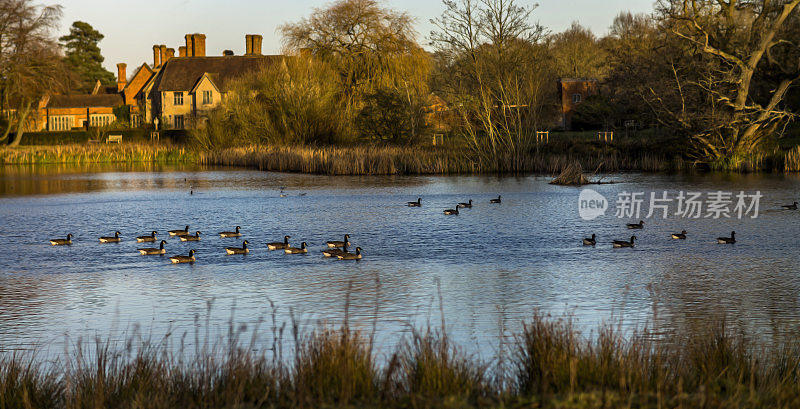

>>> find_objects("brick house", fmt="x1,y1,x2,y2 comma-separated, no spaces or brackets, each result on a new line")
18,33,275,133
139,34,282,130
558,78,598,130
42,94,122,130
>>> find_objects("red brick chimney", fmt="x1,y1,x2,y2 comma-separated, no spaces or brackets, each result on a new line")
116,63,127,92
245,34,263,55
178,46,187,57
153,45,161,68
191,34,206,57
164,48,175,63
159,45,167,65
185,34,193,57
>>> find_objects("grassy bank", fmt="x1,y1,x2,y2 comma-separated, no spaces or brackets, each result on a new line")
3,314,800,408
2,140,800,175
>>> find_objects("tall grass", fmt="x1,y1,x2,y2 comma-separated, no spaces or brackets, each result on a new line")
3,139,800,174
0,143,197,165
5,313,800,408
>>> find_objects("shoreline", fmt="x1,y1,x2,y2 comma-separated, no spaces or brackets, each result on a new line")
2,143,799,175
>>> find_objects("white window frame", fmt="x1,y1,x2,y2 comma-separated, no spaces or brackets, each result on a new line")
174,115,184,129
202,90,212,105
173,92,183,106
49,115,74,131
572,94,582,104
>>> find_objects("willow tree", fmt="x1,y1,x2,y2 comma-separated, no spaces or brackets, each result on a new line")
659,0,800,164
279,0,431,143
431,0,550,170
0,0,66,146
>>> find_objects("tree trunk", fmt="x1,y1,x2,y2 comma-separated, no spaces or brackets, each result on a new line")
9,100,32,147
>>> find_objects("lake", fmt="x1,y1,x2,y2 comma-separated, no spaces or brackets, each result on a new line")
1,164,799,359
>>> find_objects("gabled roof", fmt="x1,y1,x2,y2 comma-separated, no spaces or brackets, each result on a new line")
152,55,282,92
46,94,124,109
124,63,154,92
190,72,221,94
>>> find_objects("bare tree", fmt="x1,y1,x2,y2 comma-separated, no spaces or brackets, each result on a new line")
0,0,65,146
658,0,800,162
549,22,608,79
431,0,550,170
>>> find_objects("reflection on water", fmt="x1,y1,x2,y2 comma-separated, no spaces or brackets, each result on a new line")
1,165,800,358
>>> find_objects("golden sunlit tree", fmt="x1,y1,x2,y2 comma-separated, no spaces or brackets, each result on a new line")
280,0,432,143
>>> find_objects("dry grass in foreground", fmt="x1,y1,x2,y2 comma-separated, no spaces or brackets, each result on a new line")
2,313,800,408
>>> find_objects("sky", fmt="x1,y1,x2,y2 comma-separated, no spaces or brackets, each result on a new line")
58,0,656,73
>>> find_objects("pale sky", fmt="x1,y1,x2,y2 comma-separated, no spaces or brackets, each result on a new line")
58,0,656,73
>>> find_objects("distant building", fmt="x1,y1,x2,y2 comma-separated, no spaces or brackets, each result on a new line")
21,33,278,132
558,78,598,130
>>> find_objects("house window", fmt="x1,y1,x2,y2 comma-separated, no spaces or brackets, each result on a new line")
173,92,183,106
202,90,212,105
174,115,184,129
89,114,114,127
49,116,74,131
572,94,582,104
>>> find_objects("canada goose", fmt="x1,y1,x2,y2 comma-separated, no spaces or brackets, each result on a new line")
267,235,291,250
782,202,798,210
457,199,473,208
226,240,250,255
443,206,459,215
717,231,736,244
49,234,73,246
582,234,596,246
408,198,422,207
169,249,196,264
338,247,362,260
322,246,348,258
671,230,688,240
626,220,645,229
138,240,167,255
219,226,242,238
285,242,308,254
326,234,350,248
99,231,121,243
613,236,636,248
137,231,158,243
180,231,201,242
490,195,502,204
168,226,190,236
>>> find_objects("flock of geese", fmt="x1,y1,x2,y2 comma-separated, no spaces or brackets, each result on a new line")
45,196,798,262
580,220,736,249
48,227,362,264
582,200,800,248
45,194,506,264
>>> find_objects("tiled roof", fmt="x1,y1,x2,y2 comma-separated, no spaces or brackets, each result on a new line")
153,55,282,92
46,93,124,108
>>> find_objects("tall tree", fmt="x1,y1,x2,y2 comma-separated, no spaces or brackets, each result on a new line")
59,21,114,92
657,0,800,163
431,0,552,170
0,0,67,146
280,0,431,143
549,22,608,79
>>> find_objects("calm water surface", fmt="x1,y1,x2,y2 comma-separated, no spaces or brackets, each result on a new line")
1,164,799,358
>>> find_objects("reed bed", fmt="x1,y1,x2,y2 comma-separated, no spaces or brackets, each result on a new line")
198,144,687,175
0,144,197,165
3,313,800,408
4,141,800,174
